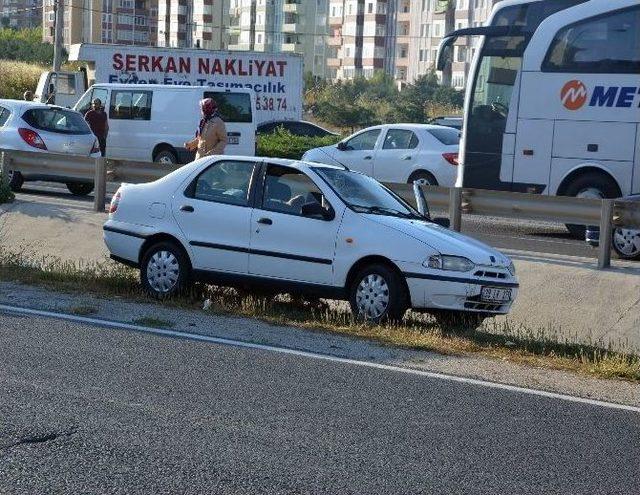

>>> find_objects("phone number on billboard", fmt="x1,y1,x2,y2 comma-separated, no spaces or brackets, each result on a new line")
256,97,287,111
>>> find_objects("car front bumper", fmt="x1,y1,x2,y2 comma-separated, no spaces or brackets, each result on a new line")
401,265,518,314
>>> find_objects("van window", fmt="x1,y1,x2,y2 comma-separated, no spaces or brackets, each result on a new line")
109,90,153,120
75,87,109,115
52,73,77,95
543,6,640,73
204,92,252,123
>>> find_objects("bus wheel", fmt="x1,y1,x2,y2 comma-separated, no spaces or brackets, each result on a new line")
563,172,621,238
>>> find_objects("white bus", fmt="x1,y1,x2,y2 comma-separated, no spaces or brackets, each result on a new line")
438,0,640,235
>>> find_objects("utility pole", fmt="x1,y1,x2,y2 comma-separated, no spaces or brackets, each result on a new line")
52,0,64,73
441,0,455,88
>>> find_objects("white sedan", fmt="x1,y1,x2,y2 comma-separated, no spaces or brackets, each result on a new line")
103,156,518,325
302,123,460,186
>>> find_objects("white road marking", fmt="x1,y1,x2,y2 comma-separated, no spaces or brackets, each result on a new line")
2,303,639,414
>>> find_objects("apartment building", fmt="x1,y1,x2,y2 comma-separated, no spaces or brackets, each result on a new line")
328,0,498,88
403,0,498,88
42,0,157,47
327,0,397,80
157,0,227,50
227,0,329,78
0,0,41,28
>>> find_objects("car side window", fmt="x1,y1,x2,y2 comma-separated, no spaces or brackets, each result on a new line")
0,106,10,127
186,160,256,207
344,129,381,151
382,129,419,150
262,164,332,219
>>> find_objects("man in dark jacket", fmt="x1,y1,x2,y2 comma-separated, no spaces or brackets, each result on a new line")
84,98,109,156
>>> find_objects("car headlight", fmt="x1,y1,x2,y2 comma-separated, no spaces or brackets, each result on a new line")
424,254,475,272
507,260,516,276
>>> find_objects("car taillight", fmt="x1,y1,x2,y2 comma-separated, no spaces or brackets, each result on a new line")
18,128,47,150
109,190,121,214
442,152,458,166
91,139,100,154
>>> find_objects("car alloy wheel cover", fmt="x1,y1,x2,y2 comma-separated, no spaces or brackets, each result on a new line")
613,228,640,257
414,177,434,186
356,273,390,319
146,251,180,293
158,155,174,164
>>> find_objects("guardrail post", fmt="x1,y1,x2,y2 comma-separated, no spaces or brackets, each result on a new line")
449,187,462,232
597,199,615,269
0,151,6,186
93,157,107,213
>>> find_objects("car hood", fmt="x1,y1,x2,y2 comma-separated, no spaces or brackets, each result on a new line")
304,145,342,165
365,214,512,267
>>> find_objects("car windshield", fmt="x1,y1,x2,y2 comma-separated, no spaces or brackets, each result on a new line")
314,167,421,219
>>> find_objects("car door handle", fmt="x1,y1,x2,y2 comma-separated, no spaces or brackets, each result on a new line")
403,155,413,160
364,155,373,160
180,205,194,213
257,217,272,225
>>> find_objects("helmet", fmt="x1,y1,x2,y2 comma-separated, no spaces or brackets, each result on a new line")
200,98,217,116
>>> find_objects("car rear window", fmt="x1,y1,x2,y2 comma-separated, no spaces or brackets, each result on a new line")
204,92,253,123
428,127,460,145
22,108,91,135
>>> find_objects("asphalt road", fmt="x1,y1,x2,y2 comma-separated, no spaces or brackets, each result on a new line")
16,181,596,258
1,311,639,494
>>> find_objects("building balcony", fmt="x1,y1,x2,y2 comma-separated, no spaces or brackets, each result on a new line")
282,23,300,33
327,57,341,68
397,11,410,22
228,42,252,51
328,15,342,26
396,34,410,44
396,57,409,67
281,42,302,52
327,36,342,46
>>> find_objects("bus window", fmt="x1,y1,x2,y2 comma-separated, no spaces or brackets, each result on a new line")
543,6,640,73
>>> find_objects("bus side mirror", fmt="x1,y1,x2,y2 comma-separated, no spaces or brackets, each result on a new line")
436,37,455,71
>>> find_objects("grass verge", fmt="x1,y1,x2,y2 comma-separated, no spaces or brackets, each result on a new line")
0,247,638,382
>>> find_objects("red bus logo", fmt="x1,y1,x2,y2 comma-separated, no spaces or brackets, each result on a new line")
561,80,588,110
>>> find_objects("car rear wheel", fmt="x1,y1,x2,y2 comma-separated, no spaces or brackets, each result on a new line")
349,263,408,323
612,228,640,260
66,182,94,196
408,170,438,187
430,310,487,331
154,148,178,164
140,241,191,299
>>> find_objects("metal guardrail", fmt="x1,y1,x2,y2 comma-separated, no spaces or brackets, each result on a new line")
1,148,639,270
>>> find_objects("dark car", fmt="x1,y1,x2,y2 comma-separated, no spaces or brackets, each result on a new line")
586,195,640,260
257,120,339,138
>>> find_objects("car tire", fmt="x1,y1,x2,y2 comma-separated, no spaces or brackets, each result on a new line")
349,263,408,323
7,171,24,192
154,148,178,164
408,170,438,186
562,172,621,238
612,228,640,261
66,182,94,196
430,310,487,331
140,241,191,299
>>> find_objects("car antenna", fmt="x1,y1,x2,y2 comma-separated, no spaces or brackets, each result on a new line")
317,146,350,171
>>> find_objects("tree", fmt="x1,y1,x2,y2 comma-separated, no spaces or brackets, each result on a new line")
0,28,60,66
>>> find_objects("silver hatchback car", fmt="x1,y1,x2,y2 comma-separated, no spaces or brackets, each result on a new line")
0,99,100,195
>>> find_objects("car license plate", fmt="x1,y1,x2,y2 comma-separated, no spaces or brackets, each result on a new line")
227,136,239,145
481,287,512,303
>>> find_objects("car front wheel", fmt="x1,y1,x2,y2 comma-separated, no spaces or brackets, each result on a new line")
349,263,408,323
140,241,190,298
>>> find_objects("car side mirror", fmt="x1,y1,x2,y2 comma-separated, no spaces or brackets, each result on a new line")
337,141,347,151
432,217,450,229
301,202,335,221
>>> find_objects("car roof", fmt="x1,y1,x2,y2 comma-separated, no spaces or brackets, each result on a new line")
219,155,345,171
0,99,74,112
353,123,460,132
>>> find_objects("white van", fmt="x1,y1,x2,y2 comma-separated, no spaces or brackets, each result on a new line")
74,84,256,163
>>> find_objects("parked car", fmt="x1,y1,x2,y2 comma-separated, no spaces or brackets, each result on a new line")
428,116,463,130
301,124,460,186
74,84,256,163
257,119,339,138
586,195,640,260
104,156,518,325
0,99,100,195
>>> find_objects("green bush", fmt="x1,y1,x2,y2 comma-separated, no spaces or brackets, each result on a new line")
0,59,42,99
257,127,341,160
0,175,15,204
